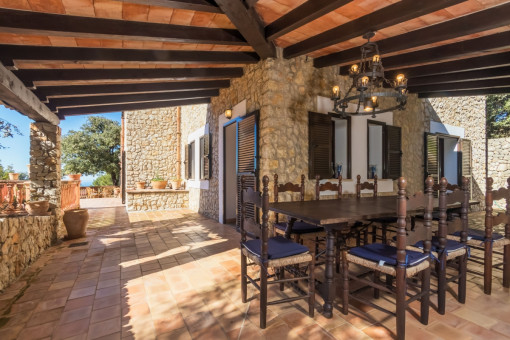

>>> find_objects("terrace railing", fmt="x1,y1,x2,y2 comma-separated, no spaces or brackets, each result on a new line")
0,180,30,216
61,180,81,212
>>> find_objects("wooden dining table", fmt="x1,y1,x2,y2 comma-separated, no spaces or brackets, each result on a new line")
268,196,479,318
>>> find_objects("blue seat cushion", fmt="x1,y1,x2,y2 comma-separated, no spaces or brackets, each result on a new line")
274,221,323,234
414,236,466,254
452,229,504,241
242,235,309,260
349,243,429,267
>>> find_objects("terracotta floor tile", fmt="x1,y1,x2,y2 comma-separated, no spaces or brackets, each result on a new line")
35,296,68,313
70,286,97,300
152,312,185,334
64,295,96,311
53,317,91,339
87,316,121,339
93,294,121,310
90,304,121,324
60,305,93,325
17,320,58,340
27,307,64,327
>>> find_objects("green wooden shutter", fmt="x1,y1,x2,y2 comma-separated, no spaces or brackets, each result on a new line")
184,143,189,180
424,133,439,185
385,125,402,180
308,111,332,179
200,134,211,180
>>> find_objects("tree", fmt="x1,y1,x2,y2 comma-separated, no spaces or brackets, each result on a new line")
62,117,121,186
486,94,510,138
0,117,21,149
92,173,113,186
0,163,28,180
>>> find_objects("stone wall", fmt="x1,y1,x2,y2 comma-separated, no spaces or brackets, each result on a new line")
124,107,179,189
0,215,56,290
425,96,487,206
29,122,64,238
126,190,189,211
488,137,510,191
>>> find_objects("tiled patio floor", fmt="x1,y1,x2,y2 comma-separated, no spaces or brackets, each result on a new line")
0,202,509,340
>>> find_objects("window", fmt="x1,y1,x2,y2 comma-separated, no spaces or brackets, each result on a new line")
367,120,402,180
308,112,351,179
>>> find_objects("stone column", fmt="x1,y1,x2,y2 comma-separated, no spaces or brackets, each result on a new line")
29,122,64,239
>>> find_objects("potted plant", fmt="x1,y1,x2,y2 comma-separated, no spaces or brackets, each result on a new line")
63,208,89,239
169,177,182,190
151,173,167,190
25,199,50,216
135,181,146,189
68,173,81,181
8,173,19,180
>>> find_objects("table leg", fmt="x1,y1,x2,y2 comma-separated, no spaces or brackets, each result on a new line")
284,217,296,239
323,229,335,318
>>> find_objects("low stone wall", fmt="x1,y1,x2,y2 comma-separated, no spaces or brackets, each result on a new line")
0,215,56,290
126,189,189,211
488,137,510,190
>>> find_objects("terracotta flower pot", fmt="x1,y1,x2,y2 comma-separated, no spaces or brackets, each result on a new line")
25,200,50,216
63,209,89,239
170,179,182,190
151,180,167,189
8,173,19,180
136,181,146,190
68,174,81,181
114,187,121,197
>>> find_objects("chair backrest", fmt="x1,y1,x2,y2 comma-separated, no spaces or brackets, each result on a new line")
356,174,377,198
485,177,510,239
396,177,434,257
315,174,342,200
241,176,270,260
438,177,469,244
273,174,305,223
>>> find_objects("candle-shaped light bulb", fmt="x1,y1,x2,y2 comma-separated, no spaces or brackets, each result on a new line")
361,76,369,87
396,74,407,87
372,55,380,63
350,64,359,73
224,109,232,119
332,85,340,97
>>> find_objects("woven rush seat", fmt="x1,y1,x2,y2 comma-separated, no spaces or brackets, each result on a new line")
242,235,312,267
274,221,324,234
447,232,510,248
347,243,430,277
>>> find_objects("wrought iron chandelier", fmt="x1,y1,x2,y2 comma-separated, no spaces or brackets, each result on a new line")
331,32,408,118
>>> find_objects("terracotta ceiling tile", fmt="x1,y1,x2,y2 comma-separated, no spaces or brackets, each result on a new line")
418,9,454,25
190,12,215,28
93,0,122,19
445,0,484,16
147,6,172,24
62,0,95,16
122,40,144,49
48,36,78,46
0,0,31,10
169,9,194,26
20,34,52,45
75,37,103,47
0,33,24,44
335,3,371,20
122,2,149,22
100,39,123,48
28,0,66,13
208,14,236,29
142,41,164,49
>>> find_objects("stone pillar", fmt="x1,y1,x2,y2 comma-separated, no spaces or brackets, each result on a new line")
30,122,64,239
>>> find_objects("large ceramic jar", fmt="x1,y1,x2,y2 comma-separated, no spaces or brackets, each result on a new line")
63,209,89,239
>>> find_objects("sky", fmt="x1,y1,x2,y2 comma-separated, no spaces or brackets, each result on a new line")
0,105,121,185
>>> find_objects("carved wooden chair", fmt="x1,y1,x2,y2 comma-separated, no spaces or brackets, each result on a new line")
240,175,315,329
448,176,510,295
341,177,433,340
273,174,324,248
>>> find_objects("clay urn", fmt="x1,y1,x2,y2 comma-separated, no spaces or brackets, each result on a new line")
136,181,146,190
170,179,182,190
63,209,89,239
68,174,81,181
25,200,50,216
151,180,168,190
8,173,19,180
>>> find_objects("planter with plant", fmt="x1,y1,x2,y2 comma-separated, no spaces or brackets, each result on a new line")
169,177,182,190
135,181,146,190
151,172,167,190
68,173,81,181
8,173,19,181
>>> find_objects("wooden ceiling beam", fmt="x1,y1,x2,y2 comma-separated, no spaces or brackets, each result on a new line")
15,68,244,87
0,45,259,68
0,63,59,124
377,31,510,70
265,0,353,41
382,52,510,80
215,0,276,58
418,87,510,98
315,2,510,68
57,97,211,116
120,0,222,13
406,66,510,87
409,77,510,93
48,89,219,111
33,80,230,102
283,0,466,59
0,8,246,45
